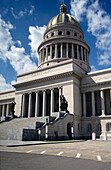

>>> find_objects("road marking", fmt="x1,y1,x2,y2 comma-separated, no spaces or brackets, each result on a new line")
41,150,46,154
26,150,33,153
97,155,102,161
57,152,64,156
104,154,111,157
76,153,81,158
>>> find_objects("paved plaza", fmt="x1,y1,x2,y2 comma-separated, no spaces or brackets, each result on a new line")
0,140,111,162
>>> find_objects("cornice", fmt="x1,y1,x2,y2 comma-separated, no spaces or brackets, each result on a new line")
38,36,90,53
14,70,81,89
80,80,111,89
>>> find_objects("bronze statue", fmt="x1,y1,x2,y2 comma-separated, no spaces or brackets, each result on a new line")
10,102,17,118
60,95,68,112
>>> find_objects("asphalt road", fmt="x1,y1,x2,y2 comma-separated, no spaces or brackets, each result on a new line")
0,140,111,162
0,151,111,170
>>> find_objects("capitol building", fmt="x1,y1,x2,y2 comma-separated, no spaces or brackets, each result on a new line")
0,4,111,141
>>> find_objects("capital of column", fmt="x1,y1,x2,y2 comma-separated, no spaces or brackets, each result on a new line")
28,92,32,95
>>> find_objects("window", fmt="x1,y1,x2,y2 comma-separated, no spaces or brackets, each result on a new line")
47,35,48,38
51,32,54,37
67,31,70,35
96,124,101,132
107,123,111,132
87,123,92,133
78,123,80,131
58,31,62,35
74,33,77,36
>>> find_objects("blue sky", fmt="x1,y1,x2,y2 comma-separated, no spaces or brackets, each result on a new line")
0,0,111,92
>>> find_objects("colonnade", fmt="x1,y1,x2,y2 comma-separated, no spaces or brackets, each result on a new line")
82,89,111,117
21,87,62,118
0,103,11,117
39,43,89,64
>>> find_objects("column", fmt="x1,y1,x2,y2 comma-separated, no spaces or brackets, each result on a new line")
61,43,63,58
72,43,74,58
50,89,54,116
43,90,46,117
39,50,41,64
83,93,86,117
28,93,32,118
0,105,2,117
87,51,89,63
46,47,48,60
2,105,5,117
43,48,45,61
59,87,62,112
81,46,83,61
55,44,58,58
77,45,79,59
6,104,10,117
92,91,95,116
100,90,105,116
66,43,68,58
84,48,86,61
22,94,26,118
35,92,39,117
110,89,111,114
50,45,52,59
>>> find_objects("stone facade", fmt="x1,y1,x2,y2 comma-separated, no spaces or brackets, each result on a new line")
0,4,111,140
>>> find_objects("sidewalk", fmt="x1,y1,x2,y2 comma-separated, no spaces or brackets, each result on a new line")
0,139,83,147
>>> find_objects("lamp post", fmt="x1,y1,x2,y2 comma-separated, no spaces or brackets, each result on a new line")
71,121,74,139
45,118,49,140
38,129,41,141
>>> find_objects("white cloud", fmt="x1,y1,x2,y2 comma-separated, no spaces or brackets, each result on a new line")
0,15,13,61
28,25,46,58
0,16,37,75
70,0,88,21
29,6,35,15
70,0,111,66
0,74,13,92
11,5,35,19
17,40,22,47
91,65,98,72
5,45,37,74
87,0,111,66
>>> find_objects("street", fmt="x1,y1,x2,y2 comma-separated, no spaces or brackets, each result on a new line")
1,151,111,170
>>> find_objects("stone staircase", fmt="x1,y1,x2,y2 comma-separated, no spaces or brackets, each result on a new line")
0,117,44,140
0,112,71,141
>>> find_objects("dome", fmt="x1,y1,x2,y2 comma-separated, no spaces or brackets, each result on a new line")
47,4,81,30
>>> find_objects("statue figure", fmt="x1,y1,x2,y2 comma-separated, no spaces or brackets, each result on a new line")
60,95,68,112
10,102,17,118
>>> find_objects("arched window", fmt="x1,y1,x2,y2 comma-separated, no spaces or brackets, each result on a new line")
106,123,111,132
96,124,101,132
67,31,70,35
87,123,92,133
58,31,62,35
51,32,54,37
74,32,77,36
